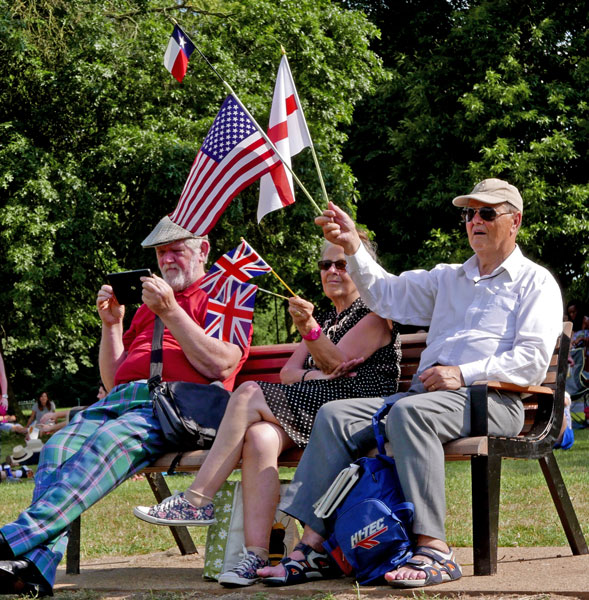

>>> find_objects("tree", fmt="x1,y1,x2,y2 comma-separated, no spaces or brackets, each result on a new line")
0,0,385,403
345,0,589,304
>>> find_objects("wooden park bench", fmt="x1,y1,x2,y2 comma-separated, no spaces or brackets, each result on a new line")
65,323,588,576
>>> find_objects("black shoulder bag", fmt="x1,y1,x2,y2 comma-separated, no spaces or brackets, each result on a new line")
148,315,230,451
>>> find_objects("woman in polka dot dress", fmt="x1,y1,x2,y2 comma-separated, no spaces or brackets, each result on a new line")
135,234,401,587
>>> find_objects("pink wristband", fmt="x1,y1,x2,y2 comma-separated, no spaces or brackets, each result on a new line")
302,326,322,341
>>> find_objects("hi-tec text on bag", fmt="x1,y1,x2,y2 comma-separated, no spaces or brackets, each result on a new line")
350,518,388,549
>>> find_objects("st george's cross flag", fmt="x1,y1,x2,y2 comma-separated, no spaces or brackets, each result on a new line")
169,95,281,235
257,55,312,222
199,239,272,303
204,282,258,349
164,25,195,83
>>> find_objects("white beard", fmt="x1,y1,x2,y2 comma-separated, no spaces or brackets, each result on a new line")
162,263,200,292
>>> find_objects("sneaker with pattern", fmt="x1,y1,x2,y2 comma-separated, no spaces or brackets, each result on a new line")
217,546,269,587
133,492,215,526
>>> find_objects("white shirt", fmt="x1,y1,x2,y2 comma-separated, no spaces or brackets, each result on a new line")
347,244,563,386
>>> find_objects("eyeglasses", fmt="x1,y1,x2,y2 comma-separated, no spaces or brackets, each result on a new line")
461,207,512,222
318,259,347,271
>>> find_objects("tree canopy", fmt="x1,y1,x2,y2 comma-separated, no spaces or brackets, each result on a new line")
0,0,384,403
345,0,588,298
1,0,587,405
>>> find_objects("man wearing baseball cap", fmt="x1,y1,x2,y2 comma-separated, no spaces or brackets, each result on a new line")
260,179,563,589
0,217,248,596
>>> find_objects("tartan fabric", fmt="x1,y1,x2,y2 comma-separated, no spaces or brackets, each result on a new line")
0,382,167,587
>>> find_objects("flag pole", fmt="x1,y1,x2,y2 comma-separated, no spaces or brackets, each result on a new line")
280,46,329,208
222,83,323,216
271,271,298,297
258,287,290,301
173,24,323,216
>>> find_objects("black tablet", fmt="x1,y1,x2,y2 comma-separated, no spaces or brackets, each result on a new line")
106,269,152,305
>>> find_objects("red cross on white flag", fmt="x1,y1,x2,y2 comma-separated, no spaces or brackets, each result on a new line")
257,55,313,222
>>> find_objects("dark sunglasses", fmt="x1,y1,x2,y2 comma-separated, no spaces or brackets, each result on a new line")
461,207,511,222
318,259,347,271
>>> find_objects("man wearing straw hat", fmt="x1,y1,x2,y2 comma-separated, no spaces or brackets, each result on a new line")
0,217,249,597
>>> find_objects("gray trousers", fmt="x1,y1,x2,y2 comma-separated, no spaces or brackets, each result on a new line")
279,380,524,541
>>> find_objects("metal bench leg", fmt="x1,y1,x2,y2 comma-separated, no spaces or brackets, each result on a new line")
146,472,197,555
471,454,501,575
539,452,588,555
66,516,81,575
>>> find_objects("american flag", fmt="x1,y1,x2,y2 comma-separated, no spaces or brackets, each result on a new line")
169,95,281,235
199,239,271,302
204,282,257,349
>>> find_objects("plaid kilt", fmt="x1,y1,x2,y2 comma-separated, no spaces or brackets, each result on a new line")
0,382,166,587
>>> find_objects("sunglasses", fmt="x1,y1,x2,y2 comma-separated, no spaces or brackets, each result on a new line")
318,259,347,271
461,207,512,222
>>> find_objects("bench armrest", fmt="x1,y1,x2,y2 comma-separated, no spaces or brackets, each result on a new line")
485,381,553,395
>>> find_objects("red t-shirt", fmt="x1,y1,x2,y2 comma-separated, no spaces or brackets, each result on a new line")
114,279,249,391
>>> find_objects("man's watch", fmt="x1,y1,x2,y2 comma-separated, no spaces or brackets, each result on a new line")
302,326,322,341
1,394,7,399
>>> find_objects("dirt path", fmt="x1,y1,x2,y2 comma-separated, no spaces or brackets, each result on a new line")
54,546,589,599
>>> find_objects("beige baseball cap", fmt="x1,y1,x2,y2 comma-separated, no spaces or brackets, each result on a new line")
141,216,208,248
452,178,523,212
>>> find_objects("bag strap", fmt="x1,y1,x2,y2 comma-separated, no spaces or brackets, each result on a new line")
149,315,165,389
167,452,184,476
372,396,401,456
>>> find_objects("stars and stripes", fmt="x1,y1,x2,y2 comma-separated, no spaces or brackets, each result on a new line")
169,95,281,235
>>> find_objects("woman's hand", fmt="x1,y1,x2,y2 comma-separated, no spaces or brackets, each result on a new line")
307,357,364,381
288,297,317,335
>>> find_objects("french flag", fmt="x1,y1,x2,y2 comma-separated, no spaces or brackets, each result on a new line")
163,25,195,83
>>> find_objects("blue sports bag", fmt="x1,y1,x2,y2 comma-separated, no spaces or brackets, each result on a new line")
322,401,414,585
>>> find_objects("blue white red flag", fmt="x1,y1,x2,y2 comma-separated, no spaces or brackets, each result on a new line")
169,95,281,235
204,282,257,349
163,25,195,83
258,55,312,222
200,239,272,302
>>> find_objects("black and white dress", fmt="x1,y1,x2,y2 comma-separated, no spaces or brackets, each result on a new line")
259,298,401,447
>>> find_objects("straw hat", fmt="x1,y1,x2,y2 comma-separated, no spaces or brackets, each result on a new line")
10,439,43,464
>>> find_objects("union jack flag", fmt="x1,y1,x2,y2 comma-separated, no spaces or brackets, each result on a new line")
204,282,257,349
199,239,271,302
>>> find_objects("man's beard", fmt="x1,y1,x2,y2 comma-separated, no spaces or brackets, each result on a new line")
162,263,200,291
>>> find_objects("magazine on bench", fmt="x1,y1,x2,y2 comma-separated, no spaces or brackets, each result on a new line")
313,463,361,519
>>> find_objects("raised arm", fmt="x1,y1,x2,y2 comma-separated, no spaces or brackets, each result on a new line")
141,274,242,381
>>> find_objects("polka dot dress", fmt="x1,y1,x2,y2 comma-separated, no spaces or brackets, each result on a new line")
259,298,401,447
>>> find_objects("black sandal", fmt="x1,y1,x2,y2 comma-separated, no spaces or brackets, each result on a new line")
262,542,341,586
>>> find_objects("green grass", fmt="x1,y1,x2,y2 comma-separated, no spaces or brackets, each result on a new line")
1,429,588,561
